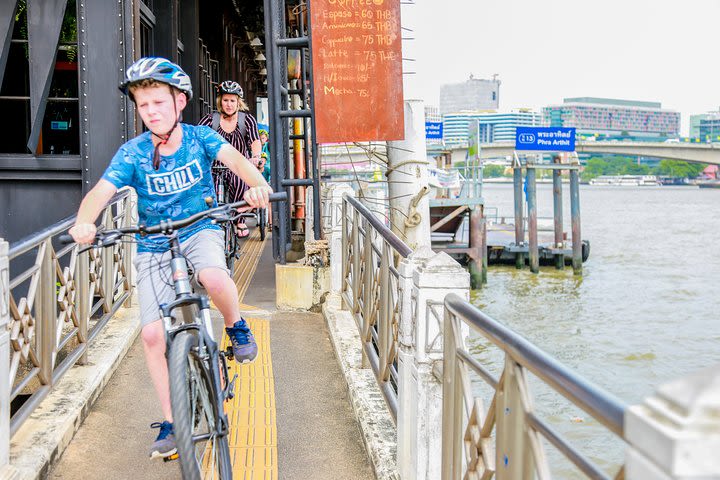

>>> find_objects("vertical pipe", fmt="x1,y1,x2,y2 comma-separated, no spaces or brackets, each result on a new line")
468,206,482,289
570,165,583,275
552,156,564,270
527,164,539,274
513,163,524,269
292,79,306,228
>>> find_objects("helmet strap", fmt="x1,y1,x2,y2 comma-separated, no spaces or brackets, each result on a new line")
151,89,180,170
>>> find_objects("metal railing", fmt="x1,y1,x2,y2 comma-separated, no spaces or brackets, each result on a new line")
340,194,411,421
4,189,134,435
441,292,627,479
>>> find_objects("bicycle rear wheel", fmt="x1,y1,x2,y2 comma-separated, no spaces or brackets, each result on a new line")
169,330,233,480
258,208,266,241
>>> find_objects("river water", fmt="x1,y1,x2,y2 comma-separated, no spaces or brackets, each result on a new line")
468,183,720,476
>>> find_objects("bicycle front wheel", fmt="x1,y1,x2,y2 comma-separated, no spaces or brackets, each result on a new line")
169,330,233,480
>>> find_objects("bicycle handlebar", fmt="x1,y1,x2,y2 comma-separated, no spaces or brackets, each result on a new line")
59,191,287,245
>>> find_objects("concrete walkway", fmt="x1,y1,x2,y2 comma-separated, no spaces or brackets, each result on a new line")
49,231,373,479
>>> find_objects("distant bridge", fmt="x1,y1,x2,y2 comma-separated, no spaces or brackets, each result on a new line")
466,141,720,165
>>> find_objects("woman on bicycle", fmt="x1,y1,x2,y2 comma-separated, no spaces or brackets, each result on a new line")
67,58,271,460
198,80,262,238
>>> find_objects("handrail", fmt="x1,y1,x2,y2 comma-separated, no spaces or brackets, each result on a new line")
8,190,132,259
3,188,135,435
445,293,625,436
341,193,413,422
442,292,627,479
344,195,411,258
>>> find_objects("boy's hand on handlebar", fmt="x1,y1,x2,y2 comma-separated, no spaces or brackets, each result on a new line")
244,185,272,209
69,223,97,245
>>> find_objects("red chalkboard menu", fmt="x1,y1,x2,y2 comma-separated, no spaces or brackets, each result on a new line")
310,0,404,144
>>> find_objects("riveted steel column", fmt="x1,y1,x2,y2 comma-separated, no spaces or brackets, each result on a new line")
80,0,127,190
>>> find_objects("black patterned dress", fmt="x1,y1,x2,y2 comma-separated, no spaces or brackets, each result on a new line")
198,111,260,203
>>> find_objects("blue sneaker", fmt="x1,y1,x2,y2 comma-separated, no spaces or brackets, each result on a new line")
226,319,258,363
149,421,176,459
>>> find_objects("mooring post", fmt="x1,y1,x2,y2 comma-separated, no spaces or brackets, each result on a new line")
468,206,483,289
552,155,564,269
526,159,539,273
569,156,582,275
480,204,488,284
513,159,525,269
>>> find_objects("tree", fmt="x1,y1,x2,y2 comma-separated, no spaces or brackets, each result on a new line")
656,160,706,178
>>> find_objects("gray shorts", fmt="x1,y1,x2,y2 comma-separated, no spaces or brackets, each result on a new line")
134,228,229,327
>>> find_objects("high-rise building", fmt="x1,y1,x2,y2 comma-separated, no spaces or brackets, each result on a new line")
690,110,720,141
442,110,542,147
543,97,679,138
440,75,500,116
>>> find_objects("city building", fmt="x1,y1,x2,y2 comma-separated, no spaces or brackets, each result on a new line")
543,97,680,139
690,110,720,141
439,75,500,116
442,110,542,147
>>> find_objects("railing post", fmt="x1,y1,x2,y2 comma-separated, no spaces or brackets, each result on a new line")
332,186,354,296
122,191,134,306
625,364,720,479
77,249,90,365
0,239,12,473
495,358,536,479
101,208,114,313
361,218,374,369
398,250,469,479
36,239,56,386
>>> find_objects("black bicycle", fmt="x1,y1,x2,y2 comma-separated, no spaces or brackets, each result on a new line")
212,166,240,273
61,191,286,480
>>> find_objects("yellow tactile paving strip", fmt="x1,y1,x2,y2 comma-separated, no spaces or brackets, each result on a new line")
223,226,278,479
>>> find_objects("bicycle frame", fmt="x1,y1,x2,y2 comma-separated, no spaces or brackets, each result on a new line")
157,232,231,437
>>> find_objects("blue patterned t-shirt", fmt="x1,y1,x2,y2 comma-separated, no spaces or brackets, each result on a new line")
102,123,227,252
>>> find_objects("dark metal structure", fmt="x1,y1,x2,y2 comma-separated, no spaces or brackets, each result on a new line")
1,0,320,259
264,0,321,263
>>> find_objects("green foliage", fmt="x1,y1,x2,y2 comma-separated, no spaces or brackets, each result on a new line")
655,160,706,178
580,156,707,181
484,164,506,178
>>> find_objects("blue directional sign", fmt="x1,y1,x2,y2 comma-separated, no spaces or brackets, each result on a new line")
515,127,576,151
425,122,443,139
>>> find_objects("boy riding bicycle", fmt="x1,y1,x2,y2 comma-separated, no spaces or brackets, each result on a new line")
67,57,272,460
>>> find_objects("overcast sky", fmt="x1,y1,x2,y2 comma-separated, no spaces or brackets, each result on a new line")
402,0,720,135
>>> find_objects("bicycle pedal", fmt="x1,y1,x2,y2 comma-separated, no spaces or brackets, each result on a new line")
163,453,179,462
227,374,238,399
225,346,234,360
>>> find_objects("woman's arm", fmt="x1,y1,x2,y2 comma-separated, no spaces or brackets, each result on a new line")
216,144,271,207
